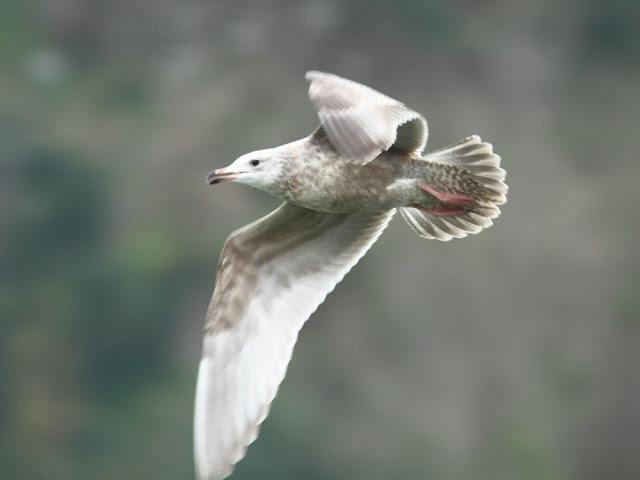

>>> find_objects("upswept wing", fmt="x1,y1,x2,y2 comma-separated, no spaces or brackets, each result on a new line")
305,70,428,165
194,202,395,479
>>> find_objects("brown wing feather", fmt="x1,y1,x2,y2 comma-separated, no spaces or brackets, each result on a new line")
195,203,395,480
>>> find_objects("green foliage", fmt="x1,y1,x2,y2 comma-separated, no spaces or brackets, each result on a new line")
582,0,640,66
1,148,185,478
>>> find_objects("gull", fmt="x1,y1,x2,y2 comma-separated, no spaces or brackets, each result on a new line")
194,71,508,479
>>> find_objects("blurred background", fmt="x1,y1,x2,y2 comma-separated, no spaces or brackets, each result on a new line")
2,0,639,479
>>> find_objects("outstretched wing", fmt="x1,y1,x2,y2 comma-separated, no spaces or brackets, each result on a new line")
194,203,395,480
305,70,428,165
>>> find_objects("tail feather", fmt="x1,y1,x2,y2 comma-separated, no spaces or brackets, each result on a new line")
400,135,507,241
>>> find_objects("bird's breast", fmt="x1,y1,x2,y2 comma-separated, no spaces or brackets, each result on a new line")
283,154,414,213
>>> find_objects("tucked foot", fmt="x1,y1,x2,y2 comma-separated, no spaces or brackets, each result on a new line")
410,204,467,217
400,135,507,241
418,182,473,206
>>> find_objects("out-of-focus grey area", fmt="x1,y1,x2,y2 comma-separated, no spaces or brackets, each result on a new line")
2,1,639,479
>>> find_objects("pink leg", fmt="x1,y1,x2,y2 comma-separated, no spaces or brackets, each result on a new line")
411,204,467,217
418,182,473,206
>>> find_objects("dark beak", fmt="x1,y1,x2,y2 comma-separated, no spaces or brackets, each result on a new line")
206,168,243,185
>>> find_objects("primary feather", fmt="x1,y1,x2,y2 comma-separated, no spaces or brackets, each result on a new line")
306,71,428,164
194,203,395,479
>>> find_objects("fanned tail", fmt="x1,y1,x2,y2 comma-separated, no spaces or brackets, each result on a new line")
400,135,507,241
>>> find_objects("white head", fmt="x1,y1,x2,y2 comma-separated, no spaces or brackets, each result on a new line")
207,147,287,195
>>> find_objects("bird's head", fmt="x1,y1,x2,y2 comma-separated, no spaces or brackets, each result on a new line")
207,147,287,195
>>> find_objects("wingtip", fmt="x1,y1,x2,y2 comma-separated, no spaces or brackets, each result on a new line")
305,70,321,82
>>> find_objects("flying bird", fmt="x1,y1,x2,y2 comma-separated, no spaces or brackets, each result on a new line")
194,71,508,479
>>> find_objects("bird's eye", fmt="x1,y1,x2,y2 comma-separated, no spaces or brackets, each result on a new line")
249,159,260,167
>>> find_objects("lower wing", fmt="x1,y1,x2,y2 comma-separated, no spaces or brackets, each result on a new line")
194,202,395,479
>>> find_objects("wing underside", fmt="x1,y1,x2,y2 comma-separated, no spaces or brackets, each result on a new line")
305,71,428,165
194,203,395,480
